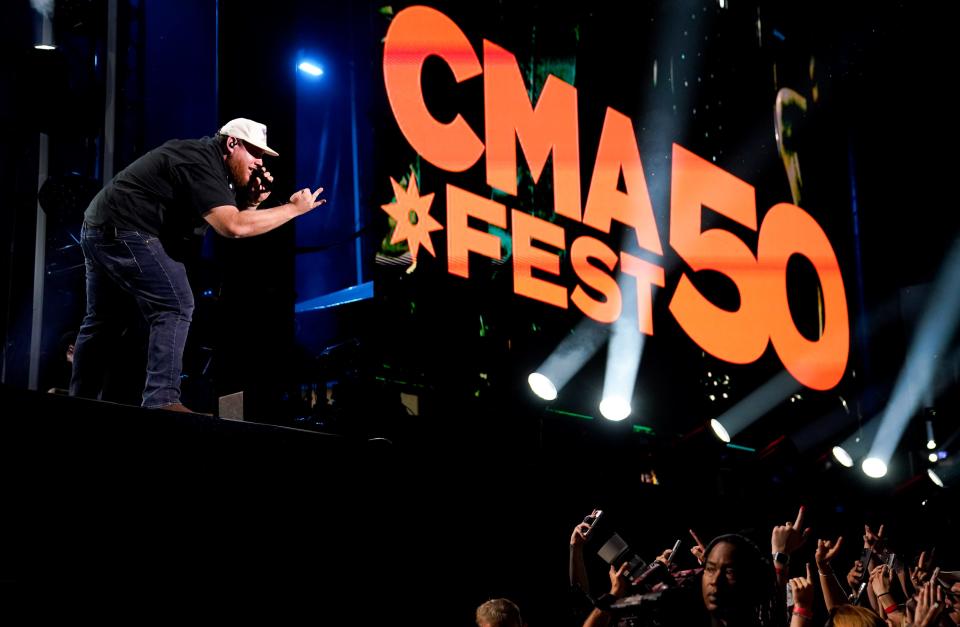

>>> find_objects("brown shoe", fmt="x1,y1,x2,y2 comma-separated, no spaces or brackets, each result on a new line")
152,402,210,415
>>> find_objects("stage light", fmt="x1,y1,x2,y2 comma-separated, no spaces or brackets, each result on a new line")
863,238,960,476
820,416,888,472
528,372,557,401
926,420,936,449
862,457,888,479
711,419,731,443
790,395,858,458
598,271,647,425
928,468,945,488
709,370,801,441
928,452,938,463
938,450,947,460
298,61,324,77
530,318,607,402
832,446,854,468
34,44,55,50
599,396,631,421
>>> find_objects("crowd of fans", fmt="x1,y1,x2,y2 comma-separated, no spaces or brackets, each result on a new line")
474,506,957,627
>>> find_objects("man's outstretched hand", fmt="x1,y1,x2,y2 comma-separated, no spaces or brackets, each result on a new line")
290,187,326,215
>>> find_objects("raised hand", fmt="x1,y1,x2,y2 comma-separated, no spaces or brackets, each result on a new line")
772,506,811,555
815,536,843,573
869,564,894,599
289,187,326,215
847,560,865,589
789,563,815,611
572,508,602,548
609,562,630,598
910,550,934,588
655,548,674,565
913,576,945,627
689,529,706,565
571,522,591,548
863,523,885,551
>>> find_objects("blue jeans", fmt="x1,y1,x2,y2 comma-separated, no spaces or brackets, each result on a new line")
70,224,195,408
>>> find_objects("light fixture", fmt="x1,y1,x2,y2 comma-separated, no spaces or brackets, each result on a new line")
527,372,557,401
927,468,944,488
832,446,854,468
862,457,888,479
298,61,324,76
926,420,936,450
599,397,631,422
710,419,731,443
528,318,608,403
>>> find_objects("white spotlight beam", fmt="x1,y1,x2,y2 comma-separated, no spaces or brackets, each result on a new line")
533,318,608,397
824,415,884,471
865,237,960,466
600,269,648,421
711,370,802,440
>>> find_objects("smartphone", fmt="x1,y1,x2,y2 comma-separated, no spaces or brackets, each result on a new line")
582,509,603,537
665,539,682,567
853,581,867,604
886,553,896,570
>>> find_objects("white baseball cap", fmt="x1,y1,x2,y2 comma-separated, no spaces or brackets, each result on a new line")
218,117,279,157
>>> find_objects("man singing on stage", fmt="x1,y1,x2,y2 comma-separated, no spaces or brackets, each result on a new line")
70,118,325,413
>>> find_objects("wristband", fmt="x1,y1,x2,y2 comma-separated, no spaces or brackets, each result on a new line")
883,603,899,614
793,606,814,619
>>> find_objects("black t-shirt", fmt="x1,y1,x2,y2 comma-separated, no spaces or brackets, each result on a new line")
84,136,237,237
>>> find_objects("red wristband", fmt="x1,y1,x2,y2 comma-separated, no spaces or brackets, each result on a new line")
883,603,898,614
793,606,813,619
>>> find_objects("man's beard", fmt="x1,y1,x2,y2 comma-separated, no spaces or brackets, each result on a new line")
228,156,250,187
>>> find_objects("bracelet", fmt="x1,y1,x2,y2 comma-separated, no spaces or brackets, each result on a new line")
817,568,833,576
793,606,814,619
882,603,899,615
877,592,892,599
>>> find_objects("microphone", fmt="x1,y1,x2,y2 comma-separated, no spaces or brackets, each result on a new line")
251,166,273,192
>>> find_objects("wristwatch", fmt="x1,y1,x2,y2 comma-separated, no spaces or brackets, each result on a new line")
772,551,790,566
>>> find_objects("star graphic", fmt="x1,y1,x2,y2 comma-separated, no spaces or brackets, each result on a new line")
381,174,442,262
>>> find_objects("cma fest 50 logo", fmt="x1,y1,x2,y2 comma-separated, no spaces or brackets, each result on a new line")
380,5,849,391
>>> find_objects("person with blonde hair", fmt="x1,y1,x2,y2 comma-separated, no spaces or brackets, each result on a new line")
476,598,524,627
823,605,885,627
